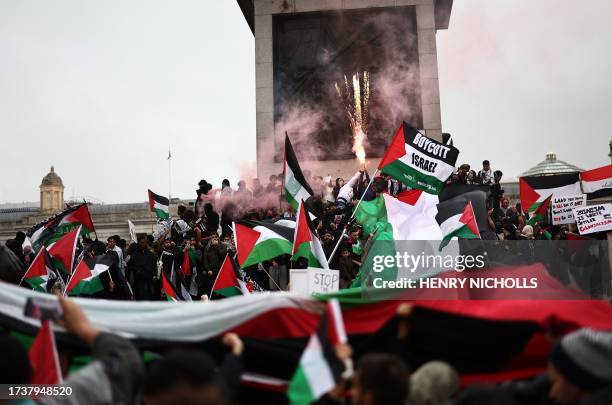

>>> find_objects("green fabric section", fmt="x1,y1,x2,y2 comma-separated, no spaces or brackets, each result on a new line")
215,285,242,298
68,277,104,296
51,258,70,275
242,238,293,268
292,241,323,268
439,224,477,251
287,365,315,405
527,212,546,227
314,286,401,306
25,276,46,292
354,195,389,235
154,208,170,220
284,186,299,211
381,160,444,194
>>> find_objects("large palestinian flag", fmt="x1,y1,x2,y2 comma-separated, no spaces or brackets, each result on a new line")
287,301,346,405
28,203,95,252
519,173,581,213
436,200,480,250
211,255,249,299
148,189,170,219
20,248,61,292
378,122,459,194
47,226,80,276
65,255,113,296
355,190,443,241
284,134,314,210
580,165,612,200
292,200,328,269
233,220,294,268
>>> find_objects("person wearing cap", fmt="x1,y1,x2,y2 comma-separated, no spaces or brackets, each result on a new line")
548,328,612,404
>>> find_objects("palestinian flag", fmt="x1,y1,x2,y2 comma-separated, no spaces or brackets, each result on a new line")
20,248,60,292
233,220,294,268
292,200,328,269
161,271,192,302
519,173,581,213
28,203,94,252
355,190,443,241
148,189,170,219
180,248,199,296
29,320,62,385
47,226,80,276
211,254,249,299
580,165,612,200
378,122,459,195
436,200,480,251
287,302,345,405
65,255,112,296
527,194,552,227
283,134,314,210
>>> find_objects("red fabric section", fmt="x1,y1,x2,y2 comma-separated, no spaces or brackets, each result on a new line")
29,320,61,384
460,201,480,237
24,248,49,279
147,189,155,211
48,227,79,273
519,178,540,211
378,122,407,169
292,201,312,255
227,307,320,339
396,189,423,206
580,165,612,182
235,223,261,266
179,249,192,277
213,255,240,291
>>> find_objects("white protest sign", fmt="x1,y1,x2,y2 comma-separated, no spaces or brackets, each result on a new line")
551,194,587,225
290,268,339,294
128,219,137,243
573,204,612,235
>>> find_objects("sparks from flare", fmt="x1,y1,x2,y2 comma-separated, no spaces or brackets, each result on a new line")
334,71,370,164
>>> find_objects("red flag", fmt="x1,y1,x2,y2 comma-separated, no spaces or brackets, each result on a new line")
48,226,80,275
29,320,62,384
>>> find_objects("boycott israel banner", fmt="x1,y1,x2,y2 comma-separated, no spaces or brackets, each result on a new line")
379,122,459,194
573,203,612,235
551,194,587,225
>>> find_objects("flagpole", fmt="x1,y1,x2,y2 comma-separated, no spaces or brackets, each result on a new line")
327,226,348,264
261,265,283,291
167,147,172,201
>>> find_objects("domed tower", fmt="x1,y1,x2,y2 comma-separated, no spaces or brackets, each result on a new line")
40,166,64,213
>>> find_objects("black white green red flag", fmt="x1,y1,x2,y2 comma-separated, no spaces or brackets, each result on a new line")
211,254,249,299
233,220,294,268
148,189,170,219
287,299,347,405
378,122,459,194
519,173,581,213
161,271,192,302
64,255,112,296
292,200,328,269
284,134,314,210
435,200,481,250
527,194,552,227
27,203,95,252
20,247,61,292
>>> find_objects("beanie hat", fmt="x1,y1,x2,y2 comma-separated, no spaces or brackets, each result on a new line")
409,361,459,405
521,225,534,237
551,328,612,391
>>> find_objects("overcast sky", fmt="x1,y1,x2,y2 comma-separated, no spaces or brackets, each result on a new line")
1,1,610,204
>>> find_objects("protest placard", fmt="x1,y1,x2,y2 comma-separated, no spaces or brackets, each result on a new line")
573,203,612,235
290,268,339,294
551,194,586,225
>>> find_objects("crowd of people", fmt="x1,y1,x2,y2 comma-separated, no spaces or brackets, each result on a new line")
1,157,612,404
0,159,599,302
